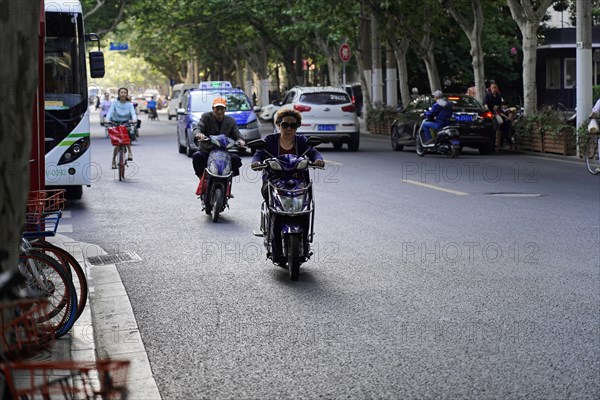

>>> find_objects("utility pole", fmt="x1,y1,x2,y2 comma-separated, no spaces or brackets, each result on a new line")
576,0,593,156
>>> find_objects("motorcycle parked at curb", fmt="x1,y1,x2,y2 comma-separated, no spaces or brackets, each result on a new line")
248,137,323,281
415,117,460,158
195,134,240,223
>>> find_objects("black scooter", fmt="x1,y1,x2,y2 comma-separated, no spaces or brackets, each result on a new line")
415,118,460,158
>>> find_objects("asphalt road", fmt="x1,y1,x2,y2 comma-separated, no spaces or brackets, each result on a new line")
68,109,600,399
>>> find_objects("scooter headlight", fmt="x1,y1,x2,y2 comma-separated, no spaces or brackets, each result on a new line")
296,159,309,170
275,189,309,213
208,159,231,175
268,160,282,170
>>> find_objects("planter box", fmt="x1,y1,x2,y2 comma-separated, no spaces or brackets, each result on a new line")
515,128,575,155
367,119,393,135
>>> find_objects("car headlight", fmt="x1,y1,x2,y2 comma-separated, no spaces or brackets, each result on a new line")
244,121,258,129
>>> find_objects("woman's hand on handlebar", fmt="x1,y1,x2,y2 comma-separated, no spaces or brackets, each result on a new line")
312,159,325,168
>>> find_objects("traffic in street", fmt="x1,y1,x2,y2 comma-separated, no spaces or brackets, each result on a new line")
66,108,599,399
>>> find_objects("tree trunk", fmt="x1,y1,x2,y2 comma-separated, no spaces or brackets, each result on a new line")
506,0,554,116
357,1,372,111
246,44,270,107
423,45,441,93
385,41,397,108
0,2,41,274
316,36,340,86
440,0,486,101
521,22,539,115
371,12,383,104
391,37,410,109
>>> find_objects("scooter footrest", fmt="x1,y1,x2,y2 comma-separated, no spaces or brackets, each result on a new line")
252,230,264,237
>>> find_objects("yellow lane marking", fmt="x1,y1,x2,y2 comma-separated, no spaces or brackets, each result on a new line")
404,179,469,196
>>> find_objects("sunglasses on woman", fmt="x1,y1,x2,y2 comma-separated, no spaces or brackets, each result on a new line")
280,122,298,129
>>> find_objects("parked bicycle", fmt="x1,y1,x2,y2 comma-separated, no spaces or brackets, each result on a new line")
0,251,130,400
20,190,80,337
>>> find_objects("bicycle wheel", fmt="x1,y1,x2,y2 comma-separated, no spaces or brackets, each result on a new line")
30,242,88,322
584,136,600,175
118,147,125,181
18,252,77,338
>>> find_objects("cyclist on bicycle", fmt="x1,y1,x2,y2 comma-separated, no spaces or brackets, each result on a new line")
106,87,137,169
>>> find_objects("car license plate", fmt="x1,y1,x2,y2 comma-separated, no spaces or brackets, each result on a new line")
454,114,473,122
318,124,336,131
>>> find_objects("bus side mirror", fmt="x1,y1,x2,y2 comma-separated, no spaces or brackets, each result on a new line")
89,51,105,78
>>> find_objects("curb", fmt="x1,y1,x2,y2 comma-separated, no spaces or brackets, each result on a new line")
51,234,162,400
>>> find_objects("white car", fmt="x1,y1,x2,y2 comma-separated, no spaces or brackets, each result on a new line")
258,103,281,122
277,86,360,151
168,83,197,120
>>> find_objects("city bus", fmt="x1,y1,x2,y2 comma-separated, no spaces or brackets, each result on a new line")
43,0,104,199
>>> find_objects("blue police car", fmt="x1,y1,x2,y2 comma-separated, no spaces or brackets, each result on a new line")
176,82,261,156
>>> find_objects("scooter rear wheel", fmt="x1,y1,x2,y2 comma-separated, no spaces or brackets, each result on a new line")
415,137,426,157
448,147,459,158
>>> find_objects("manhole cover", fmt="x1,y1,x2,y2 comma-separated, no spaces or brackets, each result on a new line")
485,192,544,197
86,252,142,266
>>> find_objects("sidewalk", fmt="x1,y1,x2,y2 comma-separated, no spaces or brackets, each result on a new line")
46,234,161,400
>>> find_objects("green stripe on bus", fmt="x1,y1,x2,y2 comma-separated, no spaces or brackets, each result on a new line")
58,132,89,146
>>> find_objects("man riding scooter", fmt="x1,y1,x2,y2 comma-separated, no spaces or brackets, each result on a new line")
422,90,452,144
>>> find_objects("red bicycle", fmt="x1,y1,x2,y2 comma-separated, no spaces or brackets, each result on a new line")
106,122,134,181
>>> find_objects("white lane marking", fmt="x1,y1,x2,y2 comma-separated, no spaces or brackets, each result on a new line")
403,179,469,196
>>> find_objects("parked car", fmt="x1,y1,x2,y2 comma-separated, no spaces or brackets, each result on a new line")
276,86,360,151
343,83,364,117
176,88,261,157
258,102,281,122
390,94,496,154
168,84,197,120
138,89,161,113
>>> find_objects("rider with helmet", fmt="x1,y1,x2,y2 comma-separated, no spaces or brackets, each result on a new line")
422,90,453,144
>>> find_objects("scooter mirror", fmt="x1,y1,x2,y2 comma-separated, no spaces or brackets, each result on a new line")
247,139,267,150
306,136,323,147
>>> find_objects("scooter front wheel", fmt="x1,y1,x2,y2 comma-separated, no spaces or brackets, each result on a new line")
286,234,300,281
211,187,223,223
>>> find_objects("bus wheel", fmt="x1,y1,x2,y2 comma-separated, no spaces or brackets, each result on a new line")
65,185,83,199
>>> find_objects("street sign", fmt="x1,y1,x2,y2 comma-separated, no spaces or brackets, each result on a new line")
109,42,128,51
339,43,351,63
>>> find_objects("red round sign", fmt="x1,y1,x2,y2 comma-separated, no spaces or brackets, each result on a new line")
339,44,351,63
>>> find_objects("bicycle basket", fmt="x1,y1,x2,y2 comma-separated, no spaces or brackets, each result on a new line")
0,298,55,361
108,125,131,146
2,359,130,399
27,189,65,214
